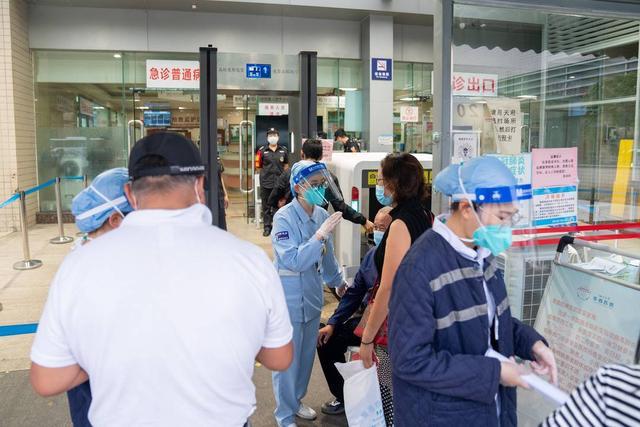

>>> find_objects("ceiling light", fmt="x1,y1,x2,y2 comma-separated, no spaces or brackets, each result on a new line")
339,88,357,92
191,4,197,9
92,106,105,110
480,23,487,28
178,106,186,110
569,75,576,79
400,97,420,102
236,107,249,110
517,95,538,100
136,106,149,110
113,53,122,59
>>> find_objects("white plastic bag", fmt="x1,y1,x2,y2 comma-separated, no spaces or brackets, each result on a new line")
335,361,386,427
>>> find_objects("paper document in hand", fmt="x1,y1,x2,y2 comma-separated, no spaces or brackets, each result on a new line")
485,349,569,405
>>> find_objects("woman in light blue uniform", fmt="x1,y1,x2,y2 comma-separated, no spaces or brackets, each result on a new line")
271,160,346,427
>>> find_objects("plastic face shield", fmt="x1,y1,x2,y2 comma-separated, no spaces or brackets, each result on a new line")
292,162,343,204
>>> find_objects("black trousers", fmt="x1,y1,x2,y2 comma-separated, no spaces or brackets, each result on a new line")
67,381,92,427
260,186,274,231
317,317,362,403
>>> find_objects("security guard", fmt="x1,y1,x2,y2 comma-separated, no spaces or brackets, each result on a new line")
334,128,361,153
256,128,289,236
271,160,346,427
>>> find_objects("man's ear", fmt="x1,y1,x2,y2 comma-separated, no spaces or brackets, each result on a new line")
124,183,137,210
108,212,124,229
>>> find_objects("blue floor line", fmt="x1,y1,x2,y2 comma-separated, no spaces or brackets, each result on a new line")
0,323,38,337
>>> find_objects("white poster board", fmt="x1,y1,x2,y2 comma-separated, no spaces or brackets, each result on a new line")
535,265,640,392
487,99,522,155
452,132,479,163
400,106,419,123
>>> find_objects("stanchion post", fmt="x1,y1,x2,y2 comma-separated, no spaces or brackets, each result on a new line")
13,191,43,271
76,174,89,237
50,177,73,244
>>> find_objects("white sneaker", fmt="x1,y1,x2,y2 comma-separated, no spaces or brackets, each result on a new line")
296,403,318,420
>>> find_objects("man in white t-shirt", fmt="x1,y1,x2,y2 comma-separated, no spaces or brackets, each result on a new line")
30,132,293,427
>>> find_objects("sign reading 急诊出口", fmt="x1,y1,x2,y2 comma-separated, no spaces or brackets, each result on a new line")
371,58,392,81
452,72,498,97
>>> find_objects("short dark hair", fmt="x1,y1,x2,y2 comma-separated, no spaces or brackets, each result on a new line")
131,154,197,198
451,201,478,211
380,153,426,205
334,128,347,139
302,139,323,161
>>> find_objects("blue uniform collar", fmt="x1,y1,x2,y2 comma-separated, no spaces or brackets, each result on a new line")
291,197,316,224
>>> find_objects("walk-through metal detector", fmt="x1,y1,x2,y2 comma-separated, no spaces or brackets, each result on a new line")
199,45,219,226
200,48,317,226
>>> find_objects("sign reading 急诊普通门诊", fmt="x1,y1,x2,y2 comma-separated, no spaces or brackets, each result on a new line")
146,60,200,89
371,58,392,81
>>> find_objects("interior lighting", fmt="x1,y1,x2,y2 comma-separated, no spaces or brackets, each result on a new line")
192,4,197,9
339,88,358,92
136,106,150,110
400,97,420,102
113,53,122,59
517,95,538,100
569,75,576,79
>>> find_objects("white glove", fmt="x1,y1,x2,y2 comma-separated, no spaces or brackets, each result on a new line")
316,212,343,241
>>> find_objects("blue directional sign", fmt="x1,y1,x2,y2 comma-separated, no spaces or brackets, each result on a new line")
246,64,272,79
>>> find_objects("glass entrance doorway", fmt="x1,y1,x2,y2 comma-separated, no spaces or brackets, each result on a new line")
217,91,300,224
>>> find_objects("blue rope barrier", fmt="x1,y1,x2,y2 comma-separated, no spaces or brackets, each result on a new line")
24,178,56,196
0,193,19,209
0,323,38,337
62,175,84,181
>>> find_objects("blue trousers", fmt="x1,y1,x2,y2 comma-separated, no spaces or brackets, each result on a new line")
272,316,320,426
67,381,92,427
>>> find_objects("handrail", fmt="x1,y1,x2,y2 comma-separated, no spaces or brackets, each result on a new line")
238,120,255,194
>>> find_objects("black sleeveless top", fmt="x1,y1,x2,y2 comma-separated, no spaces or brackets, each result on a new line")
374,197,432,276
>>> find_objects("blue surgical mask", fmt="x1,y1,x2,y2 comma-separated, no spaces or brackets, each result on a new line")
304,186,326,206
376,185,393,206
373,230,384,246
473,224,513,256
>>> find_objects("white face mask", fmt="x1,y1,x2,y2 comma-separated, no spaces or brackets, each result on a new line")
268,136,279,145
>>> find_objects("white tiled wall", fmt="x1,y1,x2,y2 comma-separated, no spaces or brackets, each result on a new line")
0,0,37,233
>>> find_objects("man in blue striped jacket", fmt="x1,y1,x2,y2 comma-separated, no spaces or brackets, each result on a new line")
388,156,557,427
